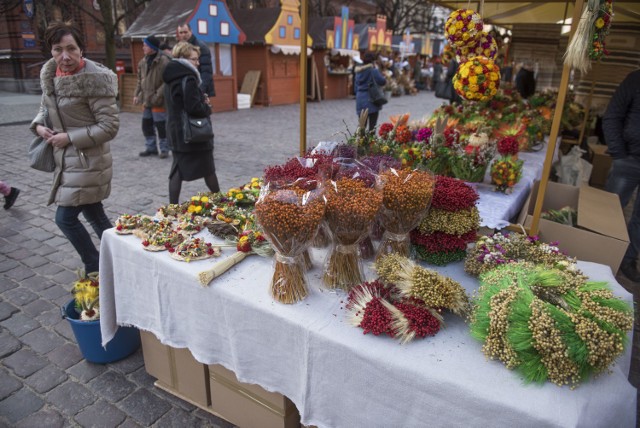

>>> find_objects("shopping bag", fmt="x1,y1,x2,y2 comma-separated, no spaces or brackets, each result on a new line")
28,135,55,172
435,80,453,100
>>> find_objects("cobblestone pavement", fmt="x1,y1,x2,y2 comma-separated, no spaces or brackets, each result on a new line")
0,90,449,427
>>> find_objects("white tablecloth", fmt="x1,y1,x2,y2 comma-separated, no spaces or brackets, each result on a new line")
100,228,636,428
476,143,558,229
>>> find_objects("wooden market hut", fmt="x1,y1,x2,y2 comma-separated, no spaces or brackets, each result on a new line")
307,7,361,100
120,0,245,113
233,0,313,107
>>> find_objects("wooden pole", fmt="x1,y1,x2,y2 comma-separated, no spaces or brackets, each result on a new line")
299,0,308,156
529,0,585,235
577,61,598,146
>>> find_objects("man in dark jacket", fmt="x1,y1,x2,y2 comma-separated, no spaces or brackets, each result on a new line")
177,24,215,97
515,61,536,99
603,69,640,282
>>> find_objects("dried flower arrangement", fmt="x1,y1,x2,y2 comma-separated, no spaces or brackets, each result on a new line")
412,176,480,265
254,183,325,304
72,270,100,321
490,156,524,194
470,261,633,387
322,163,382,290
376,168,435,260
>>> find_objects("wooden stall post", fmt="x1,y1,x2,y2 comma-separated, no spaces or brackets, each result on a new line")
299,0,308,156
529,0,585,235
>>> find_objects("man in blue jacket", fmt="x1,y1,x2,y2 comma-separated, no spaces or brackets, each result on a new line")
603,69,640,282
177,24,215,97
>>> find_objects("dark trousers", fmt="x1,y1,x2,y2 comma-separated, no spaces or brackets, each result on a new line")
606,157,640,263
55,202,113,274
367,112,379,131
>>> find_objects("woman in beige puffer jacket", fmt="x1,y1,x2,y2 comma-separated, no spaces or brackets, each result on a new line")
30,21,119,275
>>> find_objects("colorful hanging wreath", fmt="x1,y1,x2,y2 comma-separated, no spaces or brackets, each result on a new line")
453,56,501,102
445,9,484,48
457,31,498,62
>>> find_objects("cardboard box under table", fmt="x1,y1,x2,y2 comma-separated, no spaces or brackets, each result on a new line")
587,142,613,188
518,181,629,274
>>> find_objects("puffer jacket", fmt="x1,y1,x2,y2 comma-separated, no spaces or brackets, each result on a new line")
30,58,119,206
162,58,213,153
134,53,170,108
355,63,387,115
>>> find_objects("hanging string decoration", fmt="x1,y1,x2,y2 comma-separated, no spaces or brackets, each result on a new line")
564,0,614,74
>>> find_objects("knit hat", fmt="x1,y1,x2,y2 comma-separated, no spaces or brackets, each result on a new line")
144,35,160,51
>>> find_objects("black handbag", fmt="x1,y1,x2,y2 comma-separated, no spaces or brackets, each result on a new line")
368,72,388,107
435,80,453,100
181,77,214,144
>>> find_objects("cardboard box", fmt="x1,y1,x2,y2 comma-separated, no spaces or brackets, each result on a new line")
517,181,629,274
208,364,300,428
140,331,210,407
587,143,613,188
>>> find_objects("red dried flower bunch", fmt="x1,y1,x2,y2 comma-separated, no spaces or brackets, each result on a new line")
378,122,394,139
431,175,479,211
497,136,520,156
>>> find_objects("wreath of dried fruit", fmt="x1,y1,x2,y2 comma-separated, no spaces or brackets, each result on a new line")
168,238,221,262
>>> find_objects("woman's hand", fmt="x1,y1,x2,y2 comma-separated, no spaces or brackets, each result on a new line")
36,124,56,140
46,132,71,149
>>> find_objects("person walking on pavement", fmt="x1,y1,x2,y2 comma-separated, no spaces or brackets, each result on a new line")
30,20,119,275
163,42,220,204
0,181,20,209
603,69,640,282
355,52,387,131
134,34,170,158
515,61,536,99
176,24,215,98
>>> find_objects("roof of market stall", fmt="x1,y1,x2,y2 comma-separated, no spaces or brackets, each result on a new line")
433,1,640,25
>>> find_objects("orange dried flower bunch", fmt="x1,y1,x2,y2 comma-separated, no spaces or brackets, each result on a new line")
254,185,325,304
323,177,382,290
377,168,435,259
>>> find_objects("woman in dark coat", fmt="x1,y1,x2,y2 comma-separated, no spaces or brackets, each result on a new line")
163,41,220,204
355,52,387,131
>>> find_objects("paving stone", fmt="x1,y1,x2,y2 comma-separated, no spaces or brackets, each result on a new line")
118,388,171,426
43,236,69,249
68,359,107,382
110,347,144,374
0,301,18,321
129,366,157,388
51,269,77,286
33,262,65,277
32,243,58,257
154,407,213,428
15,407,64,428
3,286,39,307
3,265,36,281
0,330,21,358
2,347,48,378
74,399,127,427
36,308,66,327
47,343,83,369
40,284,70,301
154,386,197,412
117,418,143,428
0,312,40,336
193,408,236,428
5,247,33,261
87,370,137,402
0,386,44,424
53,317,75,341
0,258,20,273
0,368,22,400
20,256,50,271
18,274,55,292
22,298,56,317
21,327,66,354
46,381,95,416
24,365,68,393
0,277,18,293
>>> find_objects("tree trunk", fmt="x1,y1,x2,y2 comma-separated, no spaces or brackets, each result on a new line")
98,0,115,71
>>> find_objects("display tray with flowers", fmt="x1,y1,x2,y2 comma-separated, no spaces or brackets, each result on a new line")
132,217,174,239
226,177,263,207
206,205,250,239
115,214,150,235
156,203,186,221
168,237,221,262
322,159,383,291
141,229,185,252
470,260,633,387
254,180,325,304
174,214,207,236
376,168,436,260
449,131,496,183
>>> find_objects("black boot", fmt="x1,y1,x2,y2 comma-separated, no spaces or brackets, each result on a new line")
3,187,19,209
620,260,640,283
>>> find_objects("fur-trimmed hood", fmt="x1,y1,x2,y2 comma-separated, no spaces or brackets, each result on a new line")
40,58,118,98
355,63,374,73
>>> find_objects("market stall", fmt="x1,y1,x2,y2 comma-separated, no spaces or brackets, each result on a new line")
308,7,360,100
120,0,246,113
233,0,313,107
99,228,636,427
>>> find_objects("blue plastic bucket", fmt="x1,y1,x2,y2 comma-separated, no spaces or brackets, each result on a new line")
63,300,141,364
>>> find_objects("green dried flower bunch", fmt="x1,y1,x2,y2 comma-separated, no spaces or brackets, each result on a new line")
374,253,470,317
470,262,633,387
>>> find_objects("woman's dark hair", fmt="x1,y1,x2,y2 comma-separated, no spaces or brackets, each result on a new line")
363,52,377,64
44,21,85,52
